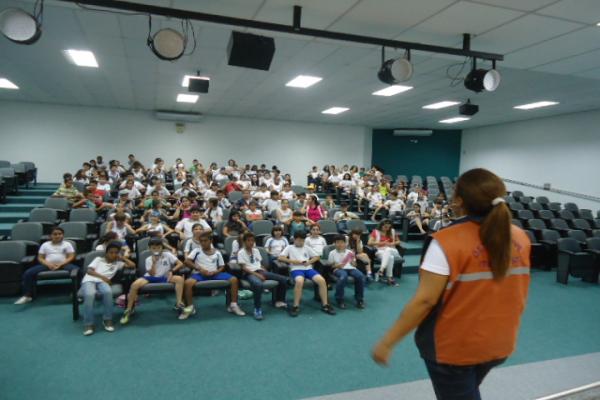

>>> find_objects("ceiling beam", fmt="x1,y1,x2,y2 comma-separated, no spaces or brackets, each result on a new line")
56,0,504,62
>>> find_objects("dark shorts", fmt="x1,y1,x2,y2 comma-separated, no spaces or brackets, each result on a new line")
290,269,320,280
143,276,169,283
190,272,234,281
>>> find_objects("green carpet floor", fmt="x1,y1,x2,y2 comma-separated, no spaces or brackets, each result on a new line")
1,270,599,400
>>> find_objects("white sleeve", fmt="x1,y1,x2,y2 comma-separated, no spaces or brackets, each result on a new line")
237,249,249,265
420,239,450,276
280,246,290,257
144,256,153,272
88,257,100,270
187,248,199,261
38,242,49,255
167,252,178,265
216,252,225,267
64,242,75,254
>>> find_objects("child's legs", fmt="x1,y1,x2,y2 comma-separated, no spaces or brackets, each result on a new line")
348,269,365,300
98,282,114,321
333,269,348,301
169,275,184,304
311,273,329,305
357,253,372,273
127,278,148,311
21,264,48,297
245,273,264,309
81,281,97,326
263,271,288,302
184,278,197,306
293,276,305,306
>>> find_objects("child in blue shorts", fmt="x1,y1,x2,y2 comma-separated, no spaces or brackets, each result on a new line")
179,232,245,319
120,238,184,324
279,231,336,317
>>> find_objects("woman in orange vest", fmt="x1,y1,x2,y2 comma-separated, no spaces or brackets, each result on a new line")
372,168,531,400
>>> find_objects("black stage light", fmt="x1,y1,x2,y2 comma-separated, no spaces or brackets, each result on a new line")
464,59,501,93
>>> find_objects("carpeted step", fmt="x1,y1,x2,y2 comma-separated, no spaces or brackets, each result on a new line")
18,189,55,196
0,212,30,223
0,204,43,213
6,196,48,204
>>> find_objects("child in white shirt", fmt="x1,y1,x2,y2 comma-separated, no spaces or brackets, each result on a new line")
328,235,365,309
81,242,135,335
278,231,336,317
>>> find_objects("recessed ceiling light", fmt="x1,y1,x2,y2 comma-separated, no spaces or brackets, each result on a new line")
64,49,99,68
286,75,322,88
372,85,413,97
0,78,18,90
597,22,600,26
322,107,349,115
439,117,470,124
514,101,559,110
176,94,198,103
423,101,460,110
182,75,210,87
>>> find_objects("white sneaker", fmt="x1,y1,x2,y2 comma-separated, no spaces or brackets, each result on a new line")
227,303,246,316
103,320,115,332
274,301,288,309
14,296,32,305
83,326,94,336
178,305,196,320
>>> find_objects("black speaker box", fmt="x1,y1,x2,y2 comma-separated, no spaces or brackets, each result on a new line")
227,31,275,71
459,102,479,116
188,78,209,93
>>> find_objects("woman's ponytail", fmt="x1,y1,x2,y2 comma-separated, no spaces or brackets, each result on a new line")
480,201,512,280
455,168,513,280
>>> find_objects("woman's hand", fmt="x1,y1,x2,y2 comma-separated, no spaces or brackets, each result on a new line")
372,340,393,366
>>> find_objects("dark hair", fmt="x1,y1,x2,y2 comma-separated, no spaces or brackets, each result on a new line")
113,212,126,222
340,202,349,207
51,226,64,235
292,211,303,217
105,241,121,253
199,231,212,241
99,232,118,244
271,226,283,234
242,232,255,242
455,168,511,280
350,228,362,237
378,219,393,235
293,231,306,240
190,207,201,213
334,234,346,243
148,238,163,247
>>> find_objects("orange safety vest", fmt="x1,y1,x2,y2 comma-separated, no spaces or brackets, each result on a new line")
415,219,531,366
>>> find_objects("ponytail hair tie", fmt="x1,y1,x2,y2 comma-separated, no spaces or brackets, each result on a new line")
491,197,506,207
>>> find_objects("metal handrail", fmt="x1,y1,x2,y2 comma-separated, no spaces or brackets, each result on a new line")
503,178,600,204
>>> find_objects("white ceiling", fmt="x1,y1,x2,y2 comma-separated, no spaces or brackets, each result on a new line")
1,0,600,129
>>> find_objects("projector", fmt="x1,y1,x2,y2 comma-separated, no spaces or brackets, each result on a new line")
459,100,479,116
188,78,209,93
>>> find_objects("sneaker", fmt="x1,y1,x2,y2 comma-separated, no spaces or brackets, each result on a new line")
356,300,365,309
274,301,288,309
83,326,94,336
178,305,196,320
103,320,115,332
14,296,32,305
336,300,346,309
173,302,185,312
321,304,337,315
388,278,399,287
366,274,373,284
253,308,264,321
120,309,133,325
227,303,246,316
289,305,300,317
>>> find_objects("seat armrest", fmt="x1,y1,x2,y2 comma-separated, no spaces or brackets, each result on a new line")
558,250,575,255
21,255,36,265
539,240,556,246
70,268,80,279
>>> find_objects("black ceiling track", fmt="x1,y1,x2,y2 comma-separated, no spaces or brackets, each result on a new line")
58,0,504,62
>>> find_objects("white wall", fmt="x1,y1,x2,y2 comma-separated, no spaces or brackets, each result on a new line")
460,109,600,211
0,101,372,183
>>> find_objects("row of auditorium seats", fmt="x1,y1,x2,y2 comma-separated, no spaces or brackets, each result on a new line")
0,160,37,199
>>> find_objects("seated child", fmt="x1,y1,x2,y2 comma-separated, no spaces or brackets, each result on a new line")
328,235,366,309
237,232,289,320
278,231,336,317
120,238,184,325
81,242,135,335
179,232,245,319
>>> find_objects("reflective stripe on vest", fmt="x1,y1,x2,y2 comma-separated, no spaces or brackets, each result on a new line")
446,266,530,290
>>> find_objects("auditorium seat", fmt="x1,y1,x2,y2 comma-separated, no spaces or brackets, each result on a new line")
550,219,571,236
556,238,598,284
